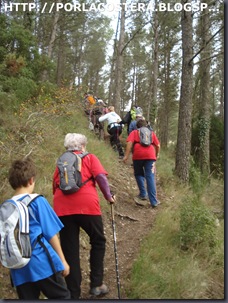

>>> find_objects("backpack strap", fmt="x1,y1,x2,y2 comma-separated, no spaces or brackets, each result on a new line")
36,234,58,279
17,194,41,207
74,151,94,186
77,151,90,158
19,194,42,222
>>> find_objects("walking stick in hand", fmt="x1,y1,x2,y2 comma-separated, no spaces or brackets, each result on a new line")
110,197,121,299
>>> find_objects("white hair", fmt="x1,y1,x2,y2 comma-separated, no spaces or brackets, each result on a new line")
64,133,88,151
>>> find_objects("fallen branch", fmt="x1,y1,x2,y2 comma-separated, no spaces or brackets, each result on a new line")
116,212,139,221
23,148,34,159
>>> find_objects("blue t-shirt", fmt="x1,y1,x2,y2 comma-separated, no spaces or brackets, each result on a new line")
10,194,65,286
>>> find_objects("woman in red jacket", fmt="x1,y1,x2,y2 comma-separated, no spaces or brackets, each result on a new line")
53,133,115,299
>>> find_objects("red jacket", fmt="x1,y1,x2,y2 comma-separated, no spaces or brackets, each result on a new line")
127,130,160,160
53,152,108,216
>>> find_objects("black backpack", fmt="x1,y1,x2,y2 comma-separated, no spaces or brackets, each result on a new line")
138,127,153,147
57,151,92,194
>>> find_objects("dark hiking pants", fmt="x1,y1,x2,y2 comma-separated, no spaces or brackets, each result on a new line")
16,272,70,299
108,125,124,157
59,214,106,299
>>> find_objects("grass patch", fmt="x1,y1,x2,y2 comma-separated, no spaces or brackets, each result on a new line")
126,156,224,299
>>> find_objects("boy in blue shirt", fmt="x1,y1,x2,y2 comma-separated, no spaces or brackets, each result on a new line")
6,157,70,300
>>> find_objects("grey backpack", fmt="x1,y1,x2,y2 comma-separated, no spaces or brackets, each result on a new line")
57,151,92,194
0,194,40,269
139,127,153,147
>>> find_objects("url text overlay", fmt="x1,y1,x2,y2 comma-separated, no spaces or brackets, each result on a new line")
3,2,221,13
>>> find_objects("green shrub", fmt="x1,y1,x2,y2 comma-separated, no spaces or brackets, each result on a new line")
0,91,17,112
14,77,38,101
1,75,38,102
189,157,208,195
179,197,217,251
37,81,57,96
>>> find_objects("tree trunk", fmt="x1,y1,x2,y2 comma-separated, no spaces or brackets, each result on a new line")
148,4,158,125
113,0,125,113
56,23,66,86
108,14,119,105
41,9,60,82
219,64,224,120
175,1,193,182
160,49,171,148
198,2,211,175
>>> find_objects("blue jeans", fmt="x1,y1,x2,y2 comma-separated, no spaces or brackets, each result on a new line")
133,160,158,206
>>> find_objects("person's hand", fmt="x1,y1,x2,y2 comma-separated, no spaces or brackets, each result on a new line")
108,193,116,204
62,260,70,277
123,156,128,163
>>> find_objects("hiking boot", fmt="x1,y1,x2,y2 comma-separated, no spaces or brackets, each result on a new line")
152,201,161,208
137,195,148,200
119,155,124,159
134,196,148,206
90,284,109,296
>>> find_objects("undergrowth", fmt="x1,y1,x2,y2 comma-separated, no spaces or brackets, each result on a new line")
126,151,224,299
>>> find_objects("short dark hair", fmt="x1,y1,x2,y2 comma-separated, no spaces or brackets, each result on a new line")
136,119,147,129
8,157,36,190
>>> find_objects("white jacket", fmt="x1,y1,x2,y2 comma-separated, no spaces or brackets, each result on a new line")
99,112,121,125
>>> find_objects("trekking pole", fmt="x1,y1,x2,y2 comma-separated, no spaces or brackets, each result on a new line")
110,201,121,299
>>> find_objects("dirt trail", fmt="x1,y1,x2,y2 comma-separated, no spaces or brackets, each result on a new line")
80,159,162,300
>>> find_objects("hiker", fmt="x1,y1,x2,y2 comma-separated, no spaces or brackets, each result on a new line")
98,105,124,159
123,119,160,208
5,158,70,300
83,92,97,118
119,105,143,134
53,133,115,299
84,92,97,108
129,112,146,133
90,99,107,133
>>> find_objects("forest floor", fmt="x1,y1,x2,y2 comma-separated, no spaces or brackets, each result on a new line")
0,155,164,300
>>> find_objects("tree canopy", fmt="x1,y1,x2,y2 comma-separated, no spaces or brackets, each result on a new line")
0,0,224,181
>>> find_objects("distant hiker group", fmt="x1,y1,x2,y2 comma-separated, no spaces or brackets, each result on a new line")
82,93,161,208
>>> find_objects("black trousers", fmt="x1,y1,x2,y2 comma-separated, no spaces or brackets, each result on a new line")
16,272,70,299
108,125,124,156
59,214,106,299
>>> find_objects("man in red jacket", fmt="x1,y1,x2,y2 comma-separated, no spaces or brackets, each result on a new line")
123,119,160,208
